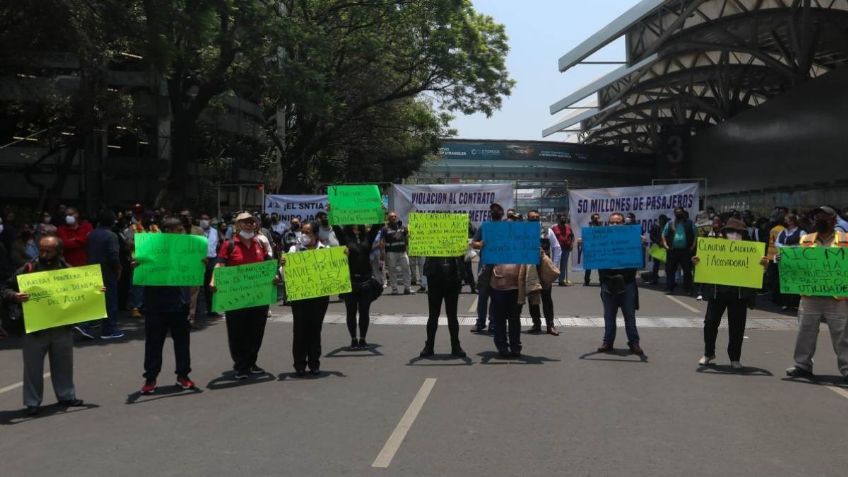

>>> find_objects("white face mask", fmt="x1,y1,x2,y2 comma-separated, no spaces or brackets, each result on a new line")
199,220,210,229
298,235,312,247
239,230,255,240
726,232,742,241
66,215,77,225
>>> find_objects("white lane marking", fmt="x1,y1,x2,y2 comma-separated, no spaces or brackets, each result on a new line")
826,385,848,401
372,378,437,468
666,295,701,314
0,373,50,395
467,296,478,314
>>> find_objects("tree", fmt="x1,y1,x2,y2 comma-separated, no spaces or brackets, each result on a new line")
269,0,514,192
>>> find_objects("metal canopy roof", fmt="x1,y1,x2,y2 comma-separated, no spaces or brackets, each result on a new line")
544,0,848,152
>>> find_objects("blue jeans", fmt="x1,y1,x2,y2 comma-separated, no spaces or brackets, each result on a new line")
558,250,571,283
128,280,144,309
600,281,640,346
490,288,521,353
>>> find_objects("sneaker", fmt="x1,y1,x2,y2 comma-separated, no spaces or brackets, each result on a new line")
698,355,716,366
358,338,368,349
419,344,435,358
73,326,95,340
470,325,486,333
730,361,743,370
696,295,703,301
100,331,125,340
785,366,814,378
418,286,427,293
404,288,415,295
176,376,196,390
233,371,249,381
131,308,143,318
141,379,157,395
249,365,265,375
350,338,359,350
781,305,790,311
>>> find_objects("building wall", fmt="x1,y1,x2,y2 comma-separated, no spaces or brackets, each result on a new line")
689,66,848,212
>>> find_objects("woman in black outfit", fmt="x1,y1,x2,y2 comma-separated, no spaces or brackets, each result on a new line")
419,256,467,358
333,223,382,350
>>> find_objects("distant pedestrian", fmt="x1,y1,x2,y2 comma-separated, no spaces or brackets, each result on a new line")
552,214,574,286
381,212,413,295
81,209,124,339
662,207,697,296
57,207,92,267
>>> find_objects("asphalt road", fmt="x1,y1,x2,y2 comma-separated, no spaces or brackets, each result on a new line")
0,285,846,477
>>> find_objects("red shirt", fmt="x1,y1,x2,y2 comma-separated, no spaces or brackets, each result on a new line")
218,236,266,266
57,221,93,266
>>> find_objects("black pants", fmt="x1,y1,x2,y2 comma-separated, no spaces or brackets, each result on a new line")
291,297,330,372
666,248,693,293
344,283,372,339
463,261,476,291
225,306,269,373
144,312,191,380
530,287,554,328
426,281,461,346
203,260,216,313
584,269,593,285
490,288,521,354
704,294,748,361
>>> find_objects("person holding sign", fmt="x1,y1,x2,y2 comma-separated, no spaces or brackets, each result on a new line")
280,222,332,376
692,218,769,369
596,213,643,356
138,217,199,394
381,212,413,295
1,236,86,416
213,212,277,380
419,256,467,358
785,206,848,382
333,220,384,350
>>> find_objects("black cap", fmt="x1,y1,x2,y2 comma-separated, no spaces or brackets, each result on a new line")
813,206,837,217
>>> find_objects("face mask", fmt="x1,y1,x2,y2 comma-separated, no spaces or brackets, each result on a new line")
239,230,255,240
38,256,57,267
815,220,830,234
298,235,312,247
66,215,77,225
291,223,300,231
625,218,633,224
726,232,742,241
199,220,210,229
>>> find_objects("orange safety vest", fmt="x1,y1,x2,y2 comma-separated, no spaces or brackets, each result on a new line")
798,231,848,300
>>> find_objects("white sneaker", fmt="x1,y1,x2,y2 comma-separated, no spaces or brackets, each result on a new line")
730,361,743,370
698,355,715,366
696,295,703,301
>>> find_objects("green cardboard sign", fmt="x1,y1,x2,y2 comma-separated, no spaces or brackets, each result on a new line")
328,185,384,225
133,233,208,286
212,261,278,312
779,247,848,297
284,247,352,301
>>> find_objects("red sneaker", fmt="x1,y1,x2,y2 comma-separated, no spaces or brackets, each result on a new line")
141,379,156,395
177,375,196,390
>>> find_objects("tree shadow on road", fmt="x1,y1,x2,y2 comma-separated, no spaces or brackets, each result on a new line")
696,364,772,376
406,355,473,367
579,349,649,363
324,343,384,358
0,402,100,426
125,385,203,405
206,371,276,390
477,351,560,365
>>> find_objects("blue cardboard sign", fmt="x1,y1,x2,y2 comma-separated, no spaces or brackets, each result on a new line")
582,225,643,269
480,221,541,265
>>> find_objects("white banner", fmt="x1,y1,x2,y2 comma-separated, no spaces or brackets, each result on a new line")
264,195,328,222
391,184,515,226
568,183,699,271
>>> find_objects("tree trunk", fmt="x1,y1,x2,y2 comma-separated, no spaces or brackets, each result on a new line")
155,114,194,210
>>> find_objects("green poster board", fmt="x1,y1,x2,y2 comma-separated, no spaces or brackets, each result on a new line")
133,233,208,286
212,261,278,312
284,247,352,301
18,264,106,333
328,185,384,225
694,237,765,289
649,244,666,263
779,247,848,297
408,212,469,257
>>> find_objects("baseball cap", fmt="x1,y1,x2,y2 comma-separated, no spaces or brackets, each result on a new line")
813,206,837,217
235,212,256,222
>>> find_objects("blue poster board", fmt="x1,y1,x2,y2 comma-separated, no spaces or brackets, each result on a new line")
582,225,643,269
480,221,540,265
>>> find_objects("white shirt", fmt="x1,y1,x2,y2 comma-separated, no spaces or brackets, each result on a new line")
544,226,562,266
202,227,219,258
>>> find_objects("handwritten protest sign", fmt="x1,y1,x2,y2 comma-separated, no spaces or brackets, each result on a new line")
694,237,765,288
328,185,384,225
649,244,667,263
133,233,207,286
408,212,469,257
212,261,278,313
480,221,540,265
284,247,352,301
18,265,106,333
779,247,848,297
582,225,643,269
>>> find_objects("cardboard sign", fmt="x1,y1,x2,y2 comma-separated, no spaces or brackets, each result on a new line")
212,261,278,312
480,221,540,265
779,247,848,297
284,247,352,301
582,225,643,270
18,265,106,333
694,238,765,289
408,212,469,257
133,234,208,286
328,185,384,225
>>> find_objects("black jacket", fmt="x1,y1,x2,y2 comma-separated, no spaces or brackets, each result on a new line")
423,257,464,287
333,225,382,283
